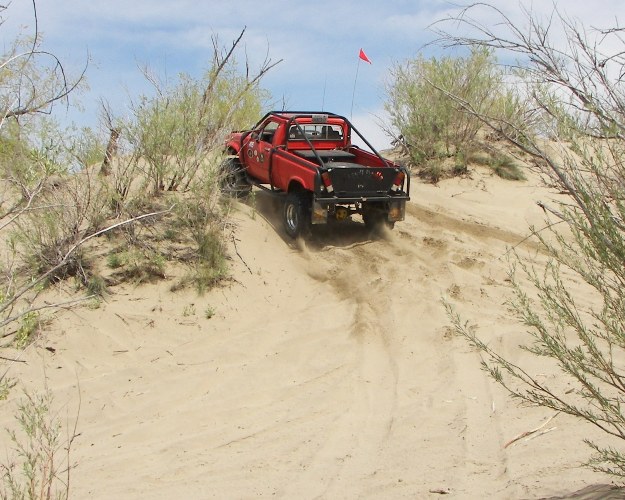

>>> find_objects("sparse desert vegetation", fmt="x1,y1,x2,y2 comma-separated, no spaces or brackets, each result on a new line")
1,1,625,498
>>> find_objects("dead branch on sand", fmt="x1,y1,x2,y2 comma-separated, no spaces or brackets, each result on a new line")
504,412,560,448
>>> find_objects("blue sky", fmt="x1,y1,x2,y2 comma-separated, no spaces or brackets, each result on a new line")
2,0,622,149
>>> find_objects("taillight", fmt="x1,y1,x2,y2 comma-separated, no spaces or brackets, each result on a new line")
391,170,405,192
321,171,334,194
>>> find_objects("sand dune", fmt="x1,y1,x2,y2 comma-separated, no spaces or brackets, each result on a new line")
0,166,621,498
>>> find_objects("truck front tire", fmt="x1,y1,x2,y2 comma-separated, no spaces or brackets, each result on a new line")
283,191,311,239
220,156,251,198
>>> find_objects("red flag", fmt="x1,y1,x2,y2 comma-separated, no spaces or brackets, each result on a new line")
358,48,372,64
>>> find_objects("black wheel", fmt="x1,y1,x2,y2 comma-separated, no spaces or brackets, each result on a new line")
283,191,312,238
362,203,395,233
219,156,251,198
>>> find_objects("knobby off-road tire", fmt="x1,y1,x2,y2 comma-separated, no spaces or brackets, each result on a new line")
283,191,312,239
219,156,252,198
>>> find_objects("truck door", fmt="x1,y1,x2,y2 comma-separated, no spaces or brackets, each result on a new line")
244,120,279,184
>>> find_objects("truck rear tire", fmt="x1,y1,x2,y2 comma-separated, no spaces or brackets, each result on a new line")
220,156,251,198
283,191,311,239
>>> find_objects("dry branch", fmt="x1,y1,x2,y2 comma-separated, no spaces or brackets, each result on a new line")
504,412,560,448
0,206,174,330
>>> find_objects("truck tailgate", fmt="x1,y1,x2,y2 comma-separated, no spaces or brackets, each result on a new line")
324,161,396,197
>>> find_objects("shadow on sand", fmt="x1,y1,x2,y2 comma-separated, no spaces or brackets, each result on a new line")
244,189,385,251
539,484,624,499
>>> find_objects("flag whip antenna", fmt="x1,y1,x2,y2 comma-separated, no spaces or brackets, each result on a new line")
351,48,371,120
350,58,360,120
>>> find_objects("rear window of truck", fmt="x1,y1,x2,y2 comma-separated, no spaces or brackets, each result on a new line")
288,124,344,141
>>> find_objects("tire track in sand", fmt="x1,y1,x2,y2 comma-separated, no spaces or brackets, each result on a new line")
282,201,522,497
282,239,401,497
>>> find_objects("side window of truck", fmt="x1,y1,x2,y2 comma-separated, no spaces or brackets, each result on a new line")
259,120,279,144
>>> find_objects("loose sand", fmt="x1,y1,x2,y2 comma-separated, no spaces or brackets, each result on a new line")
1,166,621,499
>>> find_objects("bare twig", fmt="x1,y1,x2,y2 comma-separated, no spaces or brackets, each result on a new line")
0,206,174,328
523,426,558,443
0,354,26,363
504,413,560,448
0,295,95,338
231,234,252,274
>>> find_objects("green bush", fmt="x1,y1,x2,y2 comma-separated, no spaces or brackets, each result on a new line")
172,192,229,294
385,47,530,180
488,153,525,180
123,60,268,196
13,312,41,348
2,389,77,499
441,2,625,478
0,21,276,340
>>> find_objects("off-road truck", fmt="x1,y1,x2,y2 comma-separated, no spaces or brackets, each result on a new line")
222,111,410,238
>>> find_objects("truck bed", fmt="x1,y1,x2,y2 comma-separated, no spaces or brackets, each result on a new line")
291,148,399,199
293,149,356,164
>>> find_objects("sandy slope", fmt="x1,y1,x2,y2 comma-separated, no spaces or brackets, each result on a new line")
1,167,622,498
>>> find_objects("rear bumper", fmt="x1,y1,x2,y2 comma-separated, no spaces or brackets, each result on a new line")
314,193,410,204
311,195,409,224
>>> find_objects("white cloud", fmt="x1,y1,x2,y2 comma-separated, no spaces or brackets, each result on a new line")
2,0,623,132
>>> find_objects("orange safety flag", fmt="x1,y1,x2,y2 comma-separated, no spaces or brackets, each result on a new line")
358,48,372,64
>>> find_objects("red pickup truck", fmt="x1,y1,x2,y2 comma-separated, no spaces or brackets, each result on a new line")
221,111,410,238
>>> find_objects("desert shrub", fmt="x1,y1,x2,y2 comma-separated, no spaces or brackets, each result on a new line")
195,226,229,292
66,125,108,171
441,2,625,478
120,29,275,197
204,305,215,319
0,377,16,400
1,389,78,500
11,162,109,283
488,153,525,180
385,47,531,180
0,9,277,345
0,6,108,331
86,29,278,297
85,275,107,297
13,312,41,348
419,159,446,183
108,247,167,284
171,184,229,293
106,252,123,269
